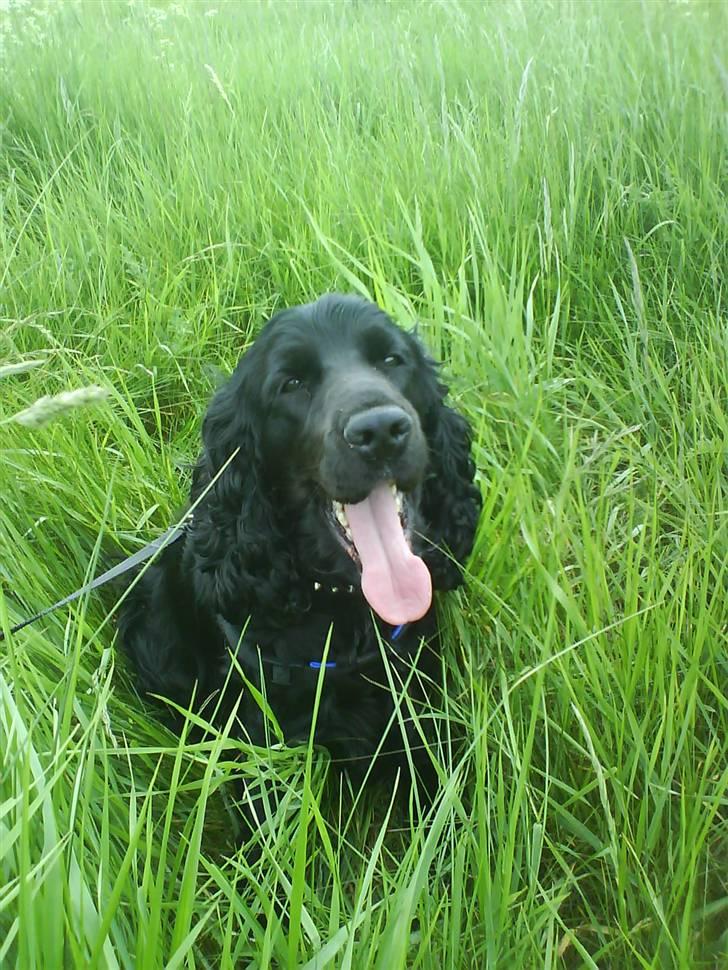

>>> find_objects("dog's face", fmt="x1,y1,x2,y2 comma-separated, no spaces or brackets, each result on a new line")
196,294,480,627
258,303,429,504
237,296,437,623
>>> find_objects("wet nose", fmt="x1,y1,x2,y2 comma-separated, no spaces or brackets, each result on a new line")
343,406,412,462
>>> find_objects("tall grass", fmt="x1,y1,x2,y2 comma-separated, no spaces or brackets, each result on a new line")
1,0,726,966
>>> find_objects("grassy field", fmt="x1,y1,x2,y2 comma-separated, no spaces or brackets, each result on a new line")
1,0,727,966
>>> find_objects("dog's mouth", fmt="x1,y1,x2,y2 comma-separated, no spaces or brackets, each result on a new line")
332,483,406,547
328,482,432,626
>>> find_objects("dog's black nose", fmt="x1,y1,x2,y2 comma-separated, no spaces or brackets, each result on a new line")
343,406,412,462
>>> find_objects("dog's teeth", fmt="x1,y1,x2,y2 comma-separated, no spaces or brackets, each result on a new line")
314,581,321,591
331,586,338,593
347,584,354,593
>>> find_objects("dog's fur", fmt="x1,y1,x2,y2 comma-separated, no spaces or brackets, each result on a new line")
119,294,480,796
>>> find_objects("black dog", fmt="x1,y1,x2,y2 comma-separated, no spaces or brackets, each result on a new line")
119,294,480,806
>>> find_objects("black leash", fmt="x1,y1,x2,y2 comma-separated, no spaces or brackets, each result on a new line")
0,518,190,642
0,448,243,645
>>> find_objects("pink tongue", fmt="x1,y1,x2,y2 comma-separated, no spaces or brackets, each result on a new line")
344,483,432,626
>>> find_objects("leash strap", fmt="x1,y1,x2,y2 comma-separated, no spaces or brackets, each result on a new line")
0,520,189,642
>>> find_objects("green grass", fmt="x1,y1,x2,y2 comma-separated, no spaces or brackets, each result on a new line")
1,0,727,965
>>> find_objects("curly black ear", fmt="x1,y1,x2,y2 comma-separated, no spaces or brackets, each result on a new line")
184,347,305,622
409,336,481,590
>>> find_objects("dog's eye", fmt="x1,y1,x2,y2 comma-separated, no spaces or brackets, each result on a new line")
382,353,404,368
281,377,305,394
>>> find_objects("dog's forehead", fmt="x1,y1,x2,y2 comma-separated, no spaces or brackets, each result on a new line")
266,303,404,366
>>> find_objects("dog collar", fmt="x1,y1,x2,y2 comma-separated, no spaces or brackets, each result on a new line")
313,581,356,594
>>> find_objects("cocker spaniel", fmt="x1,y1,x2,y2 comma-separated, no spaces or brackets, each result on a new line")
119,293,481,807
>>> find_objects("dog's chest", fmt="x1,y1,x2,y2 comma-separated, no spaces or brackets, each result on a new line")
227,603,437,750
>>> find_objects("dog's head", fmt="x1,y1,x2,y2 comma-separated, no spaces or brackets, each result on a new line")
190,294,480,625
